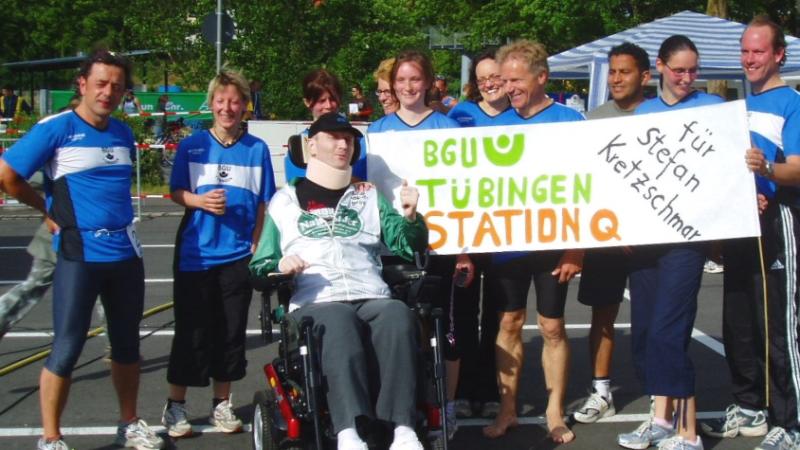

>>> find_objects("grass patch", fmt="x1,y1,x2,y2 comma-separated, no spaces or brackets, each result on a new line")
132,183,170,195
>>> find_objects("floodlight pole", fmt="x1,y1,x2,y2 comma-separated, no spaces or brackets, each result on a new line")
216,0,223,73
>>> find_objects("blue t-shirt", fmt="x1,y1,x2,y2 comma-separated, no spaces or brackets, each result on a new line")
363,110,459,180
3,111,137,262
284,127,368,183
367,110,459,134
635,90,723,115
447,101,511,127
746,86,800,204
492,102,585,263
171,130,276,271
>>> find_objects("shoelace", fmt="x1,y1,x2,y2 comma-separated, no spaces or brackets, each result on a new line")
762,428,786,446
129,420,158,440
216,401,236,419
633,420,652,437
171,403,189,422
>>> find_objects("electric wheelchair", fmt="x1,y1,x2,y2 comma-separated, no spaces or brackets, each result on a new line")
250,255,451,450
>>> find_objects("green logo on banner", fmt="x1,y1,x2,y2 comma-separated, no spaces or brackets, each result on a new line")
423,133,525,168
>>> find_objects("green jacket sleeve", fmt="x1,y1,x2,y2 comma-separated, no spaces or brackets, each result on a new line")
249,215,283,277
377,192,428,262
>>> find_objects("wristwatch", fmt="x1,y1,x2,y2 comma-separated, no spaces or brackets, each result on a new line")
765,160,775,178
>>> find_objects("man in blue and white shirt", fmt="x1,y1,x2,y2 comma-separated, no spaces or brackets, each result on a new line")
702,16,800,450
0,50,163,450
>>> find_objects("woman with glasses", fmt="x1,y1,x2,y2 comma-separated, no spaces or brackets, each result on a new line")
617,35,722,450
444,49,510,420
373,58,399,116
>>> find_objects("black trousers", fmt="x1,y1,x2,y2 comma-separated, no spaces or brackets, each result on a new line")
453,254,500,403
167,257,252,386
723,203,800,429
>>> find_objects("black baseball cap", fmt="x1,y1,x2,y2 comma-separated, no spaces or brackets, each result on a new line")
308,112,363,139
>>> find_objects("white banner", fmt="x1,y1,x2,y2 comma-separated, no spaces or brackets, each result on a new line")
366,100,760,255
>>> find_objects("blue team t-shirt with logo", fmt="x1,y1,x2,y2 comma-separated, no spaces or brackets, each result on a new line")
447,101,511,127
745,86,800,204
491,102,585,263
3,110,138,262
170,130,276,271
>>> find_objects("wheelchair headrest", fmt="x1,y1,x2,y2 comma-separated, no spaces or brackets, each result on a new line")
287,132,361,169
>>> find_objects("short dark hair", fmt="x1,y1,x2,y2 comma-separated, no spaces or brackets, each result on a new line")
745,15,787,66
302,68,343,106
75,49,133,94
2,84,13,91
608,42,650,73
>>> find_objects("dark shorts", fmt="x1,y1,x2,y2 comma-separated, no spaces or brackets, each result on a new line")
46,257,144,377
167,256,253,386
486,251,568,318
577,248,629,307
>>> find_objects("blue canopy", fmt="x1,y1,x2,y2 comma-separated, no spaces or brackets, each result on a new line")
548,10,800,110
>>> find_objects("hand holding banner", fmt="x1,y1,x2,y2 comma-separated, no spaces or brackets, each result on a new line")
367,100,758,255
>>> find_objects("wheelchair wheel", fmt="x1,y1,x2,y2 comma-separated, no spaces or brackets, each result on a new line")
251,390,280,450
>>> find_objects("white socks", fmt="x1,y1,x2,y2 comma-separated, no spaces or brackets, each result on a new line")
390,425,423,450
593,377,611,399
337,427,367,450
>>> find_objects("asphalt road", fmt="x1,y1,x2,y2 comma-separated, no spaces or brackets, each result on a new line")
0,200,764,450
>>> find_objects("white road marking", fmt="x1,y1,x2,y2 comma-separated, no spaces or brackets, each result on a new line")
0,424,251,437
0,244,174,250
0,412,730,437
0,278,174,285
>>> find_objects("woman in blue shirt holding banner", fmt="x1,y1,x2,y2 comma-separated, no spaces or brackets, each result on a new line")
445,49,510,419
366,50,464,441
617,35,722,450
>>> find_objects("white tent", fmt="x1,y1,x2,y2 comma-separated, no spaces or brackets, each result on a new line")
548,10,800,110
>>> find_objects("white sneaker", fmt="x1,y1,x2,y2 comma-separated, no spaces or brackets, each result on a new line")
573,391,616,423
114,418,164,450
703,260,724,274
209,397,243,433
657,435,704,450
36,437,69,450
161,400,192,437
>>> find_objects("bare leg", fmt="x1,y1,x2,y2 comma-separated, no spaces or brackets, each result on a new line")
111,361,140,422
483,309,524,438
168,384,188,402
671,396,697,441
589,304,619,378
446,360,459,401
540,315,574,444
39,368,71,440
212,380,231,399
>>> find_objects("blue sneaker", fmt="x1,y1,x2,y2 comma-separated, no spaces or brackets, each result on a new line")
755,427,800,450
700,404,767,438
618,419,675,449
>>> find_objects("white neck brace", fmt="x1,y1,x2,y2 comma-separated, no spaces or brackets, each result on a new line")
306,157,352,190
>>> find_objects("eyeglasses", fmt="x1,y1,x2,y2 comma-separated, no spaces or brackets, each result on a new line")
664,63,699,77
375,89,392,96
477,74,502,86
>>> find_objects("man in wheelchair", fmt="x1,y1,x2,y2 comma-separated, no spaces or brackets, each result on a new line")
249,113,429,450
